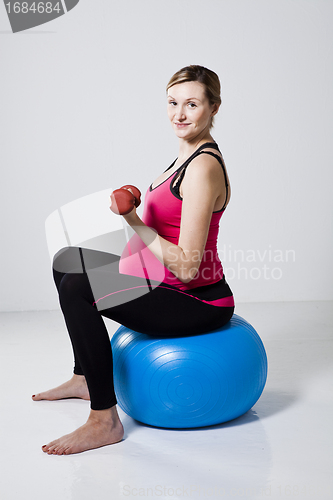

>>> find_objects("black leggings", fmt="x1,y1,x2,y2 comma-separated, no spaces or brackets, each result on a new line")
53,247,234,410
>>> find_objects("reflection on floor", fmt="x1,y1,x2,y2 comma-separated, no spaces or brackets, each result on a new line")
0,301,332,500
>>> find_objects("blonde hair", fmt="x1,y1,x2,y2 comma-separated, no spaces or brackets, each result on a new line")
166,65,221,127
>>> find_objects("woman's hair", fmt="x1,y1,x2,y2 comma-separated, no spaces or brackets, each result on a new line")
166,65,221,127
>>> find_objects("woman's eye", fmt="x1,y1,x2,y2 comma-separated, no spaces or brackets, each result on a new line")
168,101,177,106
188,102,197,108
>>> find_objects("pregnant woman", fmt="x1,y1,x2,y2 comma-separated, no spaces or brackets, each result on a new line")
32,65,235,455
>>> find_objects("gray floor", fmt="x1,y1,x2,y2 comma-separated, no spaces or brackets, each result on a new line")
0,301,332,500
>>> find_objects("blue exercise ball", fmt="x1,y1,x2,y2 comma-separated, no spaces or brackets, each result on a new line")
111,314,267,428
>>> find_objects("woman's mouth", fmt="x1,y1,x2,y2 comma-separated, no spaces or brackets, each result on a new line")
175,123,190,128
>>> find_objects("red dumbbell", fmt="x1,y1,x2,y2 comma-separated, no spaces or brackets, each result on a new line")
110,185,141,215
120,185,141,208
110,189,135,215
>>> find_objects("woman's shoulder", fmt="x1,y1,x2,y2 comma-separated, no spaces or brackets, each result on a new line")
185,147,225,179
180,145,230,210
181,153,224,197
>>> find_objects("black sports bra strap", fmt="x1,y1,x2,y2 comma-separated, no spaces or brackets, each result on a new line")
186,142,220,162
163,159,177,173
173,143,229,212
173,142,219,177
166,142,219,174
173,164,187,189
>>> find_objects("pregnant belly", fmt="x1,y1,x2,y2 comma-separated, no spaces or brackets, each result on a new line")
118,232,166,284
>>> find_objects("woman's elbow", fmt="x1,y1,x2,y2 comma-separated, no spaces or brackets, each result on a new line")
178,275,192,284
178,265,199,284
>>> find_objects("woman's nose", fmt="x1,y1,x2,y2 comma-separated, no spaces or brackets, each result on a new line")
175,107,186,121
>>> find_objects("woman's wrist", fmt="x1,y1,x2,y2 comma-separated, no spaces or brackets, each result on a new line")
121,209,140,226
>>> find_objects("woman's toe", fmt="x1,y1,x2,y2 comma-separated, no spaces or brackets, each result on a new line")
44,441,56,453
55,445,66,455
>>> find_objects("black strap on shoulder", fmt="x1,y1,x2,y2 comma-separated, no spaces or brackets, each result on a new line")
163,159,177,173
173,142,229,211
173,142,218,187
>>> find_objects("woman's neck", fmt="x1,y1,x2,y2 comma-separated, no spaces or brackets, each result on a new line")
177,134,215,162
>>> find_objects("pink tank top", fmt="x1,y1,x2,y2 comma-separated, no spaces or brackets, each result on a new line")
119,143,228,291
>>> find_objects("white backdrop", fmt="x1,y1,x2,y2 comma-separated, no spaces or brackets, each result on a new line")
1,0,332,311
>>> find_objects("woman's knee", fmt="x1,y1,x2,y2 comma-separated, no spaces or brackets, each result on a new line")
58,272,91,307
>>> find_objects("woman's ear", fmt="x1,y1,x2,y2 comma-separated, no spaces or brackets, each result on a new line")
211,103,220,117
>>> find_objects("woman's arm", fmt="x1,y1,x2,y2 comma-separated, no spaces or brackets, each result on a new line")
122,155,224,283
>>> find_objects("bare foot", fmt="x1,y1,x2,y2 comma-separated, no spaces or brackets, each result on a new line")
32,374,90,402
41,406,124,455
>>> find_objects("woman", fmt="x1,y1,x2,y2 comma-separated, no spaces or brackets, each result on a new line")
33,65,234,455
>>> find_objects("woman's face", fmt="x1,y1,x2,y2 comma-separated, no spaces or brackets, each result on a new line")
167,81,218,141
